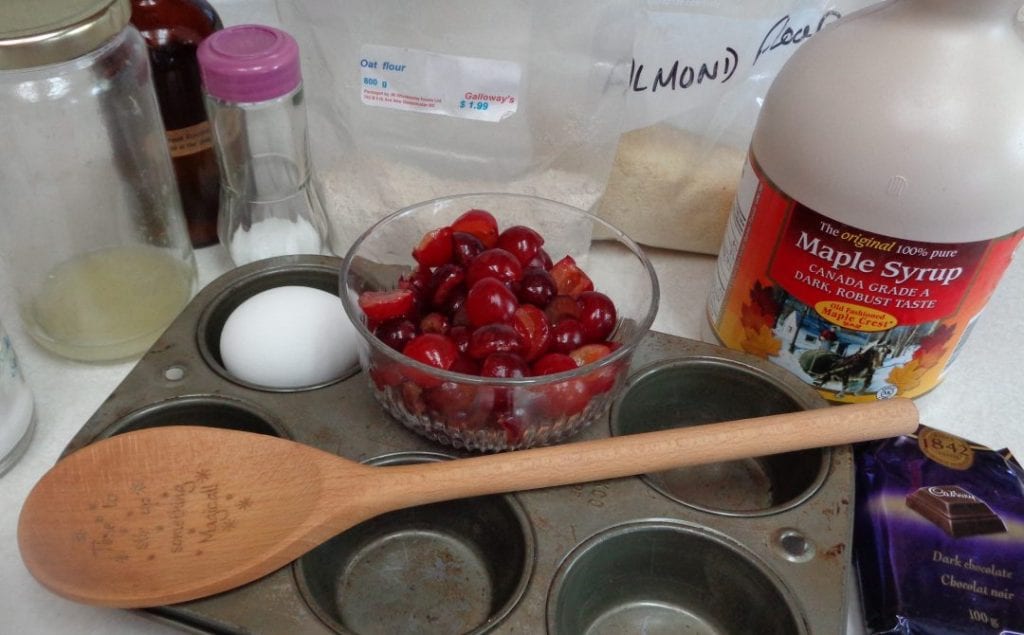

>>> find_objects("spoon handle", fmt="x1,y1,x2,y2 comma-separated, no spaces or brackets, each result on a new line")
376,398,918,509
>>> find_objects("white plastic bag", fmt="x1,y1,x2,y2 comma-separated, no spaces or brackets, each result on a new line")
276,0,636,253
597,0,883,255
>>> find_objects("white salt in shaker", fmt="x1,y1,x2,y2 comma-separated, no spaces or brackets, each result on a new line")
0,320,34,476
197,24,334,266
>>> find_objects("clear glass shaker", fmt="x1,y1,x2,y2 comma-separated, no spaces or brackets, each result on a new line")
0,0,197,362
197,24,334,267
0,320,34,476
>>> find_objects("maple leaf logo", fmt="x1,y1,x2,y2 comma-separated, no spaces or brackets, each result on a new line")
741,325,782,358
887,359,927,394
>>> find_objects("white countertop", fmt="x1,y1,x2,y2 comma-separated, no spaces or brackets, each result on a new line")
2,241,1023,633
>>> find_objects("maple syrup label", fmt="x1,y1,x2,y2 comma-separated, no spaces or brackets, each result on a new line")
709,153,1023,402
166,121,213,158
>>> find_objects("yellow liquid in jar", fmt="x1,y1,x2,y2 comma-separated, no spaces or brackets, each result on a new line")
25,245,196,361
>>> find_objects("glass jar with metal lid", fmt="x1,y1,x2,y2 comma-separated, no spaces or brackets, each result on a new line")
0,0,197,362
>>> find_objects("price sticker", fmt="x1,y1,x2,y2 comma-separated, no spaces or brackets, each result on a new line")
359,44,520,123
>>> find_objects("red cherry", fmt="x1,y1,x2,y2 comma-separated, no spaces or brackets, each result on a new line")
550,255,594,298
539,378,591,417
419,312,450,335
468,323,524,359
497,413,526,445
369,360,405,388
358,288,416,322
439,288,467,319
583,363,621,396
428,263,466,309
412,226,454,267
517,267,556,307
497,225,544,266
449,354,481,375
545,295,581,324
398,267,432,300
480,352,530,378
403,333,458,370
399,381,427,415
577,349,623,395
450,209,499,248
448,325,472,354
512,304,552,361
424,380,493,427
526,248,553,270
569,343,613,367
450,301,471,327
465,277,519,327
374,318,418,351
577,291,617,342
531,353,578,375
550,318,585,354
452,231,485,266
466,248,522,286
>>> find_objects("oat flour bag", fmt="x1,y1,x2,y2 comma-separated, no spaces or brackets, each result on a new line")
276,0,635,254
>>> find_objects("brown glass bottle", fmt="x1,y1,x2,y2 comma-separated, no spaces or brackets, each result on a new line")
131,0,223,247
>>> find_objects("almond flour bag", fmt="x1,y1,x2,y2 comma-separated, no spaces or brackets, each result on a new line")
598,0,881,255
275,0,635,254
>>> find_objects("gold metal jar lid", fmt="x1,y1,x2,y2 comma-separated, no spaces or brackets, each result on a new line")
0,0,130,70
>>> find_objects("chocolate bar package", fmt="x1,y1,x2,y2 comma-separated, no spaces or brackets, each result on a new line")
855,426,1024,634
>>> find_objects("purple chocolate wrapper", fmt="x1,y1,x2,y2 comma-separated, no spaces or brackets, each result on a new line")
855,426,1024,634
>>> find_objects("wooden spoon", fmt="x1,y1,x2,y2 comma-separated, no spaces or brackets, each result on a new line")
19,398,918,608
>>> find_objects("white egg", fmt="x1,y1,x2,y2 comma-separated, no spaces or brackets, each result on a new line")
219,285,359,388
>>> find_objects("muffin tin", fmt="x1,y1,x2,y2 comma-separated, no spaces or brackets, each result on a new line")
61,255,853,634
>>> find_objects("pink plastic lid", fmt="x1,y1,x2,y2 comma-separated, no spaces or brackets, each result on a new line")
198,25,301,103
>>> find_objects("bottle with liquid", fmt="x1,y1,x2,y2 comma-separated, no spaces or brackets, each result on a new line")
131,0,223,247
197,24,334,267
707,0,1024,403
0,0,197,362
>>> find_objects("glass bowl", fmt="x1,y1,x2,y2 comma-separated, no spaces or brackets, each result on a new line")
340,193,659,451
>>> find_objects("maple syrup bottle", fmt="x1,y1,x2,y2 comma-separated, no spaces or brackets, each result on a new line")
707,0,1024,403
132,0,223,247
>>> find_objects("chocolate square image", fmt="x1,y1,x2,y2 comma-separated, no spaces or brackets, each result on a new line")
905,485,1007,538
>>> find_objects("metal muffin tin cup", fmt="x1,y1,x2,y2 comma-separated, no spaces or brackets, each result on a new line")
295,452,535,635
547,521,806,634
61,256,854,634
610,357,829,516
